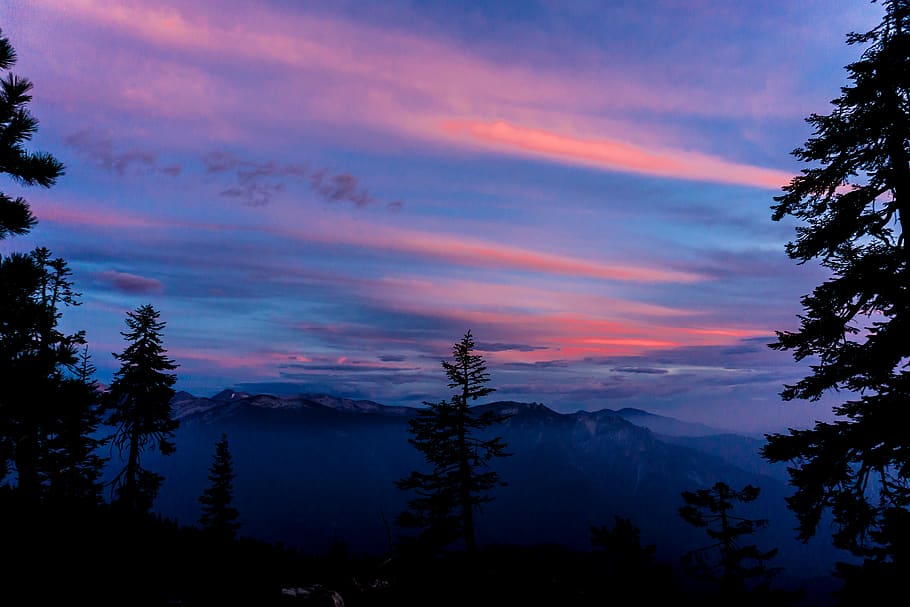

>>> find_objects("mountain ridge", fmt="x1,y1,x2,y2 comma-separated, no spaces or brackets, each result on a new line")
133,388,845,598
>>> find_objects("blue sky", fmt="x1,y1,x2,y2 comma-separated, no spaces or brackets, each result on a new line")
0,0,884,433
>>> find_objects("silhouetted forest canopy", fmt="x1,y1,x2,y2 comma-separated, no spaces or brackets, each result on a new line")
2,1,910,605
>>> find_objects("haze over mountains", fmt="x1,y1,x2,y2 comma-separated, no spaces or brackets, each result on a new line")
134,390,848,598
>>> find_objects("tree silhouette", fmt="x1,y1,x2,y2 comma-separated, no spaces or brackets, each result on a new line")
679,482,789,605
105,304,178,514
44,345,107,506
759,0,910,589
0,27,64,239
0,248,85,500
199,433,240,542
0,28,67,498
587,515,677,601
396,330,510,555
590,515,657,572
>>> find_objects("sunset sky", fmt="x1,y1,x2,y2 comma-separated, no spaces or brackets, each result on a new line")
0,0,882,434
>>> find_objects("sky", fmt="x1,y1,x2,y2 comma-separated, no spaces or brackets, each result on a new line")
0,0,884,434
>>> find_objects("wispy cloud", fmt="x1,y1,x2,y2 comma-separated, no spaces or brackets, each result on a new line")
291,225,706,284
441,120,793,189
29,0,798,188
612,366,670,375
476,342,550,353
64,129,181,176
203,150,393,209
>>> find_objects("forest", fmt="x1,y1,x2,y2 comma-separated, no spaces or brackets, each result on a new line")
2,2,910,606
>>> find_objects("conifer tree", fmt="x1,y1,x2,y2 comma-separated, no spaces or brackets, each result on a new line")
759,0,910,589
396,330,510,554
588,516,676,601
679,482,789,605
44,346,107,506
0,27,64,239
0,28,66,495
105,304,178,514
0,248,84,499
590,515,657,573
199,433,240,542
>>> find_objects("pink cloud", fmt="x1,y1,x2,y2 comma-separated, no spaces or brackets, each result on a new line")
441,120,794,189
32,192,705,289
282,220,705,284
25,0,797,185
34,198,698,284
35,201,168,230
365,303,766,361
373,276,692,318
30,197,242,234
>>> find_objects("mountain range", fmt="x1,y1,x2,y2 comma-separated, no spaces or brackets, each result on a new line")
130,389,850,599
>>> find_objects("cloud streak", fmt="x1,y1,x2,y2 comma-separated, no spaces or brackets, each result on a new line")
441,120,793,189
28,0,799,188
36,197,701,286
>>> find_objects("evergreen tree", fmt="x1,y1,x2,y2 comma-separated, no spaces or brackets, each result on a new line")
44,346,107,506
0,27,64,239
759,0,910,589
0,28,66,495
105,304,178,514
679,482,789,605
588,516,675,601
199,433,240,542
590,515,657,573
396,330,510,555
0,248,84,500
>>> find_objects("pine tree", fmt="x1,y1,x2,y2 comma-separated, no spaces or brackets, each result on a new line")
588,516,676,601
678,482,789,605
199,433,240,542
590,515,657,573
0,28,64,239
759,0,910,589
396,330,510,555
0,248,84,499
105,304,178,514
0,27,66,495
44,346,107,506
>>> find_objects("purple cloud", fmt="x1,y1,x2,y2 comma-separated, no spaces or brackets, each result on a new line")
476,342,550,353
612,366,670,375
203,150,399,209
64,129,181,177
310,171,373,207
96,270,164,295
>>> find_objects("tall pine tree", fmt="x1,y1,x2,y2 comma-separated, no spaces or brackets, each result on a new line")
396,330,510,555
0,28,68,499
198,433,240,542
0,248,86,500
44,346,107,507
0,27,64,240
105,304,178,514
679,482,789,605
759,0,910,594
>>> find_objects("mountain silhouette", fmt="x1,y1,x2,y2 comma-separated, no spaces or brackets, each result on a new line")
126,390,846,596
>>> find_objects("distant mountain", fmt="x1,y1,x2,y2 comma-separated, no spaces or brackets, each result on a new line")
131,391,846,599
602,407,790,482
612,407,734,437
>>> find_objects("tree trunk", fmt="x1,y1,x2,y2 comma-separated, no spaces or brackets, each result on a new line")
125,424,141,512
